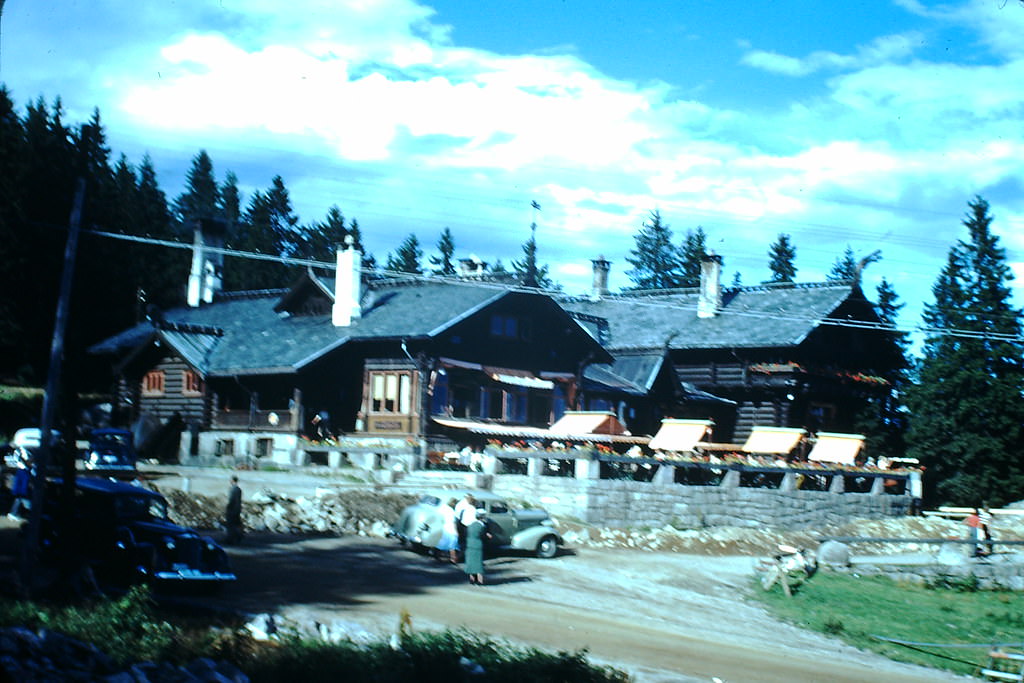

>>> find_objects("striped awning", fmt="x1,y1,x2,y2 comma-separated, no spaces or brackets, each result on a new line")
807,432,865,465
648,419,713,453
741,427,806,455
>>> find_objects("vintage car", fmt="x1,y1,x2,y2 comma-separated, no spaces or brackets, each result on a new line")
83,428,137,470
389,490,562,559
39,477,235,586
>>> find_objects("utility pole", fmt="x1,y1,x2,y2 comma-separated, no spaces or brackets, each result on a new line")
21,178,85,593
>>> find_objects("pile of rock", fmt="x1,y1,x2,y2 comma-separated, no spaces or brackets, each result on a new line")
160,486,417,537
0,627,247,682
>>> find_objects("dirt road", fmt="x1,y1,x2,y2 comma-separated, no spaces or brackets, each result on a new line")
210,533,967,683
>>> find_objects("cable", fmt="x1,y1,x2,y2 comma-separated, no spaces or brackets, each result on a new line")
82,226,1024,343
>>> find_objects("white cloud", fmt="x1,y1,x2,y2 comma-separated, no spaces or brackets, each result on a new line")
741,32,922,77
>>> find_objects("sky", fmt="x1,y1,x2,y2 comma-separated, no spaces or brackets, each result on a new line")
3,0,1024,339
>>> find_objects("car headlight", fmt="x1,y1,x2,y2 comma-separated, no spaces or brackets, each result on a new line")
164,536,176,550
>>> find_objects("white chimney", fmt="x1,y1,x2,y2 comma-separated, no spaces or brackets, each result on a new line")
697,252,723,318
186,220,225,307
591,255,610,299
333,236,362,327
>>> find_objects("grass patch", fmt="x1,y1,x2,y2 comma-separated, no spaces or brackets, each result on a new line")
750,571,1024,676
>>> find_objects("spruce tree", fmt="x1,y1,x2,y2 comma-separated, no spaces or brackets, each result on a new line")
511,224,553,289
829,245,881,282
386,233,423,274
219,171,241,229
766,233,797,283
174,150,219,228
430,227,456,275
625,210,682,290
905,197,1024,506
678,227,708,288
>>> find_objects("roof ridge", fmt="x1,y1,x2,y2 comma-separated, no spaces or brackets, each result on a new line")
156,320,224,337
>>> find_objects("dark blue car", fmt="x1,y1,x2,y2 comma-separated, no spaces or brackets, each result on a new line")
83,428,137,470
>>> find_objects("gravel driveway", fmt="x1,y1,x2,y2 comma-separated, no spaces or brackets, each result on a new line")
206,532,968,683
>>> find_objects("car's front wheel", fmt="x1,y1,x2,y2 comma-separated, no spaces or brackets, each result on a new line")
535,535,558,559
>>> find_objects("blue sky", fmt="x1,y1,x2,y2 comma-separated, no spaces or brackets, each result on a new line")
3,0,1024,336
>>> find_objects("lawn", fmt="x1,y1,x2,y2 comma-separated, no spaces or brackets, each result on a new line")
750,570,1024,677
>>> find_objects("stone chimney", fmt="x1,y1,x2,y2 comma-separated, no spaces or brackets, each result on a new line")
186,218,226,307
591,255,610,299
332,235,362,327
697,252,723,319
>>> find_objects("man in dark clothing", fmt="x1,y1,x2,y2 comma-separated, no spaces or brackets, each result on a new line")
225,476,243,544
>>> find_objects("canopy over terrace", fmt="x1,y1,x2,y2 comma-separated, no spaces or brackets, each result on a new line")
432,411,649,446
648,419,714,453
807,432,865,465
741,426,807,456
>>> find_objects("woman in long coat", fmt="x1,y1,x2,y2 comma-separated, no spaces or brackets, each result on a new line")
463,508,488,585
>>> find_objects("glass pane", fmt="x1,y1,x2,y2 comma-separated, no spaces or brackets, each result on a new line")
399,374,411,414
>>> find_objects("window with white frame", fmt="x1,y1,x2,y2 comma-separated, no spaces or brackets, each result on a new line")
369,370,413,414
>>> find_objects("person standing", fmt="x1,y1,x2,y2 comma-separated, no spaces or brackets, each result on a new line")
434,498,459,563
225,476,243,544
964,508,981,557
979,505,994,556
454,493,475,559
463,507,490,586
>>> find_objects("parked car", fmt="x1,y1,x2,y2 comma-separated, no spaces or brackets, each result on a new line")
390,490,562,559
38,477,235,586
83,428,136,470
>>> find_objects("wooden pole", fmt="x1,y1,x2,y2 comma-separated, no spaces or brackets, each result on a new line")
21,177,85,592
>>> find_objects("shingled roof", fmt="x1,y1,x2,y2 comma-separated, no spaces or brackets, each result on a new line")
92,277,511,376
561,281,868,352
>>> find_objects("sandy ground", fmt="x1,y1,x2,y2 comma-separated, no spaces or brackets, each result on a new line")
200,532,969,683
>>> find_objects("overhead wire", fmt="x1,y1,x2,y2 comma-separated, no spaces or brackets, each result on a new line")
83,226,1024,344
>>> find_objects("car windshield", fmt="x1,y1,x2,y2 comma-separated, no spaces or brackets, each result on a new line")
93,433,130,448
115,494,168,520
419,494,442,506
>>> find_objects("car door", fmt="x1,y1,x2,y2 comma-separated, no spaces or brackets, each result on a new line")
483,499,515,546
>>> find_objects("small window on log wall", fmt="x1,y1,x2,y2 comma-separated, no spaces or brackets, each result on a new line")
182,369,203,396
142,370,165,396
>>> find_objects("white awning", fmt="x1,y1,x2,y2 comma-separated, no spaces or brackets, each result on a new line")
741,427,806,455
807,432,864,465
649,419,712,453
490,373,554,390
548,411,627,436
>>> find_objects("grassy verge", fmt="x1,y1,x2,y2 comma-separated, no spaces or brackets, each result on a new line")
0,589,629,682
749,570,1024,676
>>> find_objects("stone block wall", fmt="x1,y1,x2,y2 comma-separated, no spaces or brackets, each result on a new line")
492,474,910,530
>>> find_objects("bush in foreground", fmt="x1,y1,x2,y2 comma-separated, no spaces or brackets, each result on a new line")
0,590,630,682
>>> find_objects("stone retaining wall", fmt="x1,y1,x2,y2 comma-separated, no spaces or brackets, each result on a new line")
491,474,910,529
829,560,1024,591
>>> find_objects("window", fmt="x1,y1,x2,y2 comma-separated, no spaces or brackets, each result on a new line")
255,438,273,458
369,370,414,414
182,369,203,396
142,370,165,396
490,314,532,341
215,439,235,457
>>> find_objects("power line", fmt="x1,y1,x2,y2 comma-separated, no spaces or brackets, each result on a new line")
84,226,1024,344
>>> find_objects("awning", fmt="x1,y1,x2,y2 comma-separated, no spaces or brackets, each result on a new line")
649,419,712,452
679,382,736,405
548,411,627,436
490,373,554,390
741,427,806,455
807,432,864,465
431,415,649,444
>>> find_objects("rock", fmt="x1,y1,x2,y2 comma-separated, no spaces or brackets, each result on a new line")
937,542,966,566
245,614,277,641
817,541,851,566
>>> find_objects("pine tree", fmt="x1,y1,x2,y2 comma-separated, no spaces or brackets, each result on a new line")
175,150,219,229
430,227,456,275
305,205,348,262
224,176,299,290
766,233,797,283
905,197,1024,506
219,171,241,229
829,245,881,282
511,224,553,289
387,233,423,274
678,227,708,288
625,210,681,290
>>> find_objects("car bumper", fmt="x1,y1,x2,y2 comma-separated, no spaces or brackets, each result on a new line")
154,570,236,582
